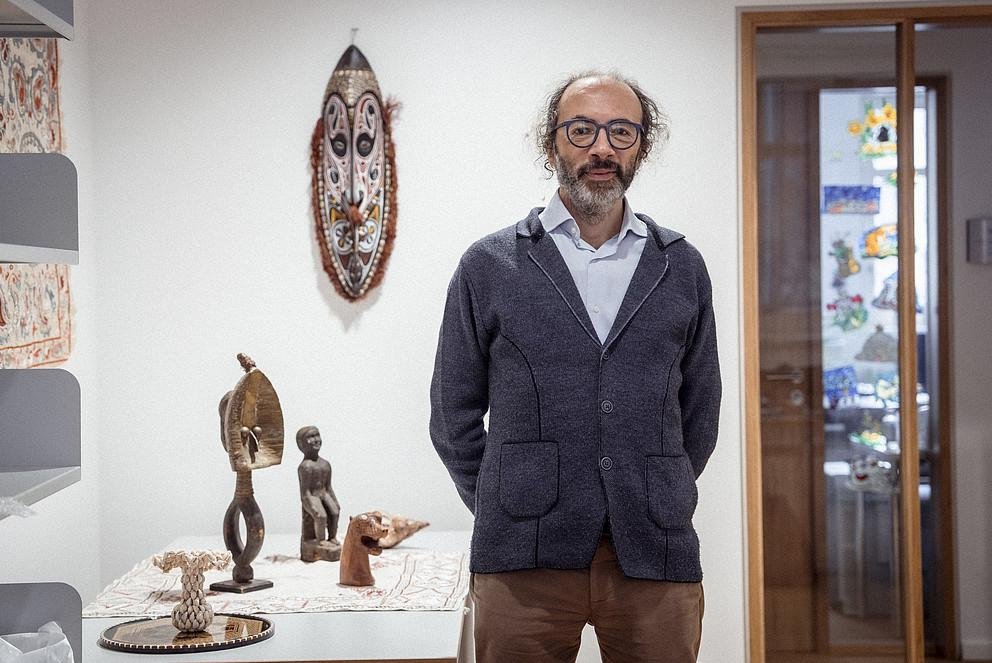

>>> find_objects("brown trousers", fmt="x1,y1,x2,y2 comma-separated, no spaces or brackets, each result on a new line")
471,538,704,663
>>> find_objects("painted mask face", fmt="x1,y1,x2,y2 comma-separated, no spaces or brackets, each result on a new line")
311,46,398,301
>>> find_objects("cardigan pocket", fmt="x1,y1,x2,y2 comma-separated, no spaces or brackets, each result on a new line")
646,454,698,529
498,441,559,518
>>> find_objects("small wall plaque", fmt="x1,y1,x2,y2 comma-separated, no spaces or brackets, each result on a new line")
967,217,992,264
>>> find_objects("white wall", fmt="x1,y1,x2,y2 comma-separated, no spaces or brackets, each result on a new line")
79,1,747,659
2,0,103,605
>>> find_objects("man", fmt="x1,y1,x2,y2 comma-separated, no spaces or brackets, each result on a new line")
430,71,721,663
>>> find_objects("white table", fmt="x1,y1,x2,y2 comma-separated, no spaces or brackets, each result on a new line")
83,531,473,663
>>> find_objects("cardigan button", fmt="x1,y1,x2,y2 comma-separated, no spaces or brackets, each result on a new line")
600,456,614,471
601,400,614,414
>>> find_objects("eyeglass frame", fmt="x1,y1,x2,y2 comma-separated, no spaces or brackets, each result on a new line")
553,118,645,150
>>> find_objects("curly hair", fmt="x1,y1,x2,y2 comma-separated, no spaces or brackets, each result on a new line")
536,70,669,174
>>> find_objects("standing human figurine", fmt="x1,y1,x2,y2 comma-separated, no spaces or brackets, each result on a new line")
430,71,721,662
297,425,342,562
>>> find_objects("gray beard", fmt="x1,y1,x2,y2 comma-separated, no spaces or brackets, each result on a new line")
555,153,632,222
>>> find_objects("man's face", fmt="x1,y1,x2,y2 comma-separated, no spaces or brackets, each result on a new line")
550,77,643,220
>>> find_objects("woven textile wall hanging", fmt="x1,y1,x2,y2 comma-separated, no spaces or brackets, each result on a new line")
310,46,398,302
0,38,72,368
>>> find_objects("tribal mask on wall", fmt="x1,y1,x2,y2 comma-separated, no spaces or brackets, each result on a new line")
311,46,398,302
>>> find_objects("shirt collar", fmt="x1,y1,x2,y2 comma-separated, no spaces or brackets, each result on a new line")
539,191,648,239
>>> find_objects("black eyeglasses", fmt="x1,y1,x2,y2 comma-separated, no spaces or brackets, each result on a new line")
553,118,643,150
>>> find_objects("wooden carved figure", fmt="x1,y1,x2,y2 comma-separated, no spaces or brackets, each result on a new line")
210,353,284,594
297,425,342,562
152,550,231,633
339,512,389,587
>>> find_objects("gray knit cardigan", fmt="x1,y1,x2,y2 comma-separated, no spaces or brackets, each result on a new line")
430,208,721,581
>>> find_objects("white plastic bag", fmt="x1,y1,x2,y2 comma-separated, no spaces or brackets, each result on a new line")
0,622,74,663
0,497,35,519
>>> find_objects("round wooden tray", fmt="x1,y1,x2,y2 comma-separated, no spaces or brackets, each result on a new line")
98,613,274,654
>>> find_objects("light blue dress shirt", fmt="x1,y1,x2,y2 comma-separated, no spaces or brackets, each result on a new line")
539,192,648,344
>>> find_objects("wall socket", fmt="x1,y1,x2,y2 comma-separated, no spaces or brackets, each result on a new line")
967,217,992,264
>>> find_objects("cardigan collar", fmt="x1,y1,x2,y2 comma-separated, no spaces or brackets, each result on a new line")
521,205,682,350
516,207,685,249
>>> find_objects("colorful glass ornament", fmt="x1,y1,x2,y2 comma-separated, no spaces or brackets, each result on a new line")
823,365,858,406
847,101,897,160
847,454,897,493
874,375,899,404
860,224,898,259
311,46,399,302
871,272,923,312
848,412,889,452
829,238,861,279
826,293,868,331
823,185,881,215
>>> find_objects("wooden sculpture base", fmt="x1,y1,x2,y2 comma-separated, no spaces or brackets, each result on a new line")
301,539,342,562
213,471,271,594
98,614,274,653
209,578,273,594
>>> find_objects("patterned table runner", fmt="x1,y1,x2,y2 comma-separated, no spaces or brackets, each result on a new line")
84,548,469,616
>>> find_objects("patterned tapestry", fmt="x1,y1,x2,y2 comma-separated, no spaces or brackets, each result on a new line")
0,37,72,368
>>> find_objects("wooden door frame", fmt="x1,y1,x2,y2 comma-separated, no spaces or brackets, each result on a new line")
741,6,992,663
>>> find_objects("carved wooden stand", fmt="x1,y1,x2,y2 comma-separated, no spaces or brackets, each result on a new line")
210,471,271,593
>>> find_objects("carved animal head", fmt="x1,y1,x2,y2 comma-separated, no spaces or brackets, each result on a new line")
348,512,389,556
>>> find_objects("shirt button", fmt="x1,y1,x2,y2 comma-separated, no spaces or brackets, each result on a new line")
601,400,614,413
600,456,614,471
593,305,601,313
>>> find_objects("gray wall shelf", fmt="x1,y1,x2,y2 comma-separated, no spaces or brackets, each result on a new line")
2,10,81,655
0,369,80,519
0,583,82,661
0,0,72,39
0,154,78,264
